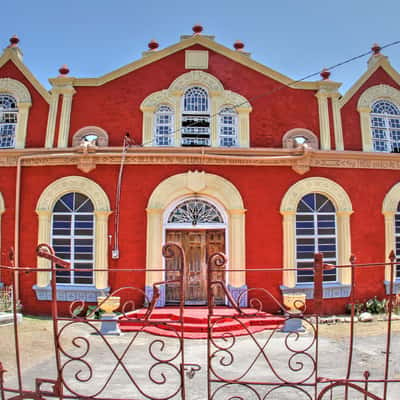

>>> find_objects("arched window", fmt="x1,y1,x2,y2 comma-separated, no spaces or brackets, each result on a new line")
371,100,400,152
219,107,238,147
154,105,174,146
167,198,224,226
296,193,337,283
0,94,18,148
181,86,210,146
52,192,95,285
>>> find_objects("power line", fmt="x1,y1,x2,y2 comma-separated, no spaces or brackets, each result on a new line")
141,40,400,147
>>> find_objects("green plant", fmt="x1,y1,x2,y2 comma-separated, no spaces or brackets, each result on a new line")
365,296,386,314
345,302,365,316
86,305,105,320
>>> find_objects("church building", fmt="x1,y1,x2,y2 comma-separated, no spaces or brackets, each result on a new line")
0,25,399,314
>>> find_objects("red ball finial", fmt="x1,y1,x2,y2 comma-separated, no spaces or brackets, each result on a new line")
58,64,70,76
8,35,19,48
192,24,203,35
320,68,331,80
148,39,159,51
371,43,381,55
233,40,245,51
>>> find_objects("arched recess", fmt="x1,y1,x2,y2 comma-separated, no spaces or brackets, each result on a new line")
140,71,252,148
72,126,109,147
146,170,246,305
282,128,319,150
35,176,111,296
357,84,400,152
0,78,32,148
280,177,353,291
382,182,400,289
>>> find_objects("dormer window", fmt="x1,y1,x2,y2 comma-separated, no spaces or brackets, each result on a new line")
0,94,18,148
371,100,400,152
181,86,210,146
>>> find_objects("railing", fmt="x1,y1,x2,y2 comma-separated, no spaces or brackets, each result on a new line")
0,245,399,399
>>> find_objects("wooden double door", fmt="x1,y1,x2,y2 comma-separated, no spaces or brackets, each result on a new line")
165,230,226,305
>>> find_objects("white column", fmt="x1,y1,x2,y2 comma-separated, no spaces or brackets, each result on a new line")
337,211,353,284
146,208,164,286
57,88,76,148
237,108,250,147
316,92,331,150
36,210,52,287
94,211,112,289
358,106,374,152
384,212,396,282
228,209,246,287
282,212,296,288
45,92,60,148
332,95,344,151
15,102,31,149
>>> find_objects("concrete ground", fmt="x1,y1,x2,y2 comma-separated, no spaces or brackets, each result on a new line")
0,315,400,399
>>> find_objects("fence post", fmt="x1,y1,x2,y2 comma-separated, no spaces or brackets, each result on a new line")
313,253,324,315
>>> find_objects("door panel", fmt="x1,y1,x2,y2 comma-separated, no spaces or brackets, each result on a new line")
165,230,225,304
206,231,226,304
165,231,184,303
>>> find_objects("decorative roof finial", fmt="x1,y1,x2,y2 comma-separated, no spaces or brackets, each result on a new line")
233,40,245,51
320,68,331,80
8,35,20,48
371,43,381,55
192,24,203,35
58,64,70,76
148,39,159,51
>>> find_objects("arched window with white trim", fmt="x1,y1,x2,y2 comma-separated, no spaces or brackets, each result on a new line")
181,86,210,146
52,192,95,285
296,193,337,283
0,94,18,148
371,100,400,152
219,107,238,147
154,105,174,146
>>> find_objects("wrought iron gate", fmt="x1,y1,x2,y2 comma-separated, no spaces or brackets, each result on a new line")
0,245,399,399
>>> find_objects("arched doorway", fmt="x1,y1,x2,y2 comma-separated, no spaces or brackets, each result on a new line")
146,171,246,307
164,197,227,305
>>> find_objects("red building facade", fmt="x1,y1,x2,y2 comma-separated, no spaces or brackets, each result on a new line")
0,29,400,314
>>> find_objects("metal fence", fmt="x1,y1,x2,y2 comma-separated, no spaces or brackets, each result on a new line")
0,243,399,399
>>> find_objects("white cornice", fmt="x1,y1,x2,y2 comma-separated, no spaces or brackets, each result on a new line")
0,49,51,103
1,147,400,171
67,35,320,90
339,57,400,108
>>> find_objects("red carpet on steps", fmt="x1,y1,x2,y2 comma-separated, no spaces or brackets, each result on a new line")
118,307,284,339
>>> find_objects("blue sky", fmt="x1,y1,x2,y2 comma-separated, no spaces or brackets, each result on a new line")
2,0,399,93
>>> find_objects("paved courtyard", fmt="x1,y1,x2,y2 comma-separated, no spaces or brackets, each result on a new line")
1,316,400,399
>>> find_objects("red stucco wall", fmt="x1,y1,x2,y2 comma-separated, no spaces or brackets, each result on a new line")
8,163,394,315
0,61,49,148
69,45,320,148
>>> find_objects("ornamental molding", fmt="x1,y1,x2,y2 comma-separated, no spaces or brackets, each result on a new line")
5,149,400,172
147,170,244,211
280,177,353,213
357,84,400,109
0,78,32,104
382,182,400,213
72,126,109,147
140,90,176,110
222,90,252,110
282,128,319,150
169,70,224,92
36,176,111,212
